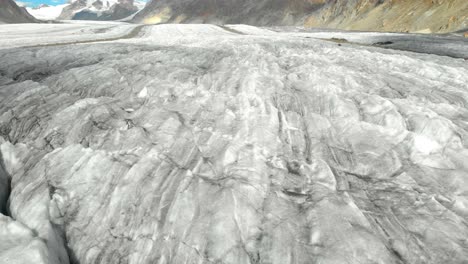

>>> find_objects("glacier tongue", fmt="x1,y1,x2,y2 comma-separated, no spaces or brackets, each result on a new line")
0,23,467,264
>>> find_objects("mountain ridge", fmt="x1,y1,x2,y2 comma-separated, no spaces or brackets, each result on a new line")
0,0,39,23
57,0,140,21
133,0,468,33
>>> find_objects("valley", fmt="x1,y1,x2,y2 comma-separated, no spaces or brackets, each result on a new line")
0,21,467,264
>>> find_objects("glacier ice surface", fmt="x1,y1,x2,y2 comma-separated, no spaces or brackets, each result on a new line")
0,22,467,264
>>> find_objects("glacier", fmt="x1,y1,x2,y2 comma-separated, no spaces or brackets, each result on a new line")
0,22,467,264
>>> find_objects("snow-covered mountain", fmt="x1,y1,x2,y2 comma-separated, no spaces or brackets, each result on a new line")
0,0,38,23
24,0,146,21
57,0,141,21
133,0,468,33
27,4,69,20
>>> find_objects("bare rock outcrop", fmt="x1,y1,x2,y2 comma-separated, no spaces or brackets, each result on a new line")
133,0,468,33
0,0,39,23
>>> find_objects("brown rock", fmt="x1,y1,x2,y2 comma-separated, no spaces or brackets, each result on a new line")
133,0,468,33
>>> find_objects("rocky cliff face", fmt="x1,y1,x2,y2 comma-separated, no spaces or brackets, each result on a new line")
307,0,468,33
133,0,468,33
0,0,39,23
58,0,139,21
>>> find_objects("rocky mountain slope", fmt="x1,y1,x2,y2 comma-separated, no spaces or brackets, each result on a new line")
0,0,39,23
133,0,468,33
0,22,467,264
57,0,140,21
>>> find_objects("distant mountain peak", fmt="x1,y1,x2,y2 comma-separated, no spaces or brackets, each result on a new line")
57,0,140,20
34,4,50,9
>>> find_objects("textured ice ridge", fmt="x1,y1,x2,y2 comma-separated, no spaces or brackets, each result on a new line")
0,23,467,264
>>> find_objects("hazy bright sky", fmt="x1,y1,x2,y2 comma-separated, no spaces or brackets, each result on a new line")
16,0,67,7
17,0,147,7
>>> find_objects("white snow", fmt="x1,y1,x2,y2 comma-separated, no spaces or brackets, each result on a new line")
134,0,147,10
71,0,142,13
26,4,68,20
0,215,48,264
0,21,138,49
70,0,119,9
26,0,146,21
116,24,238,47
138,87,148,98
